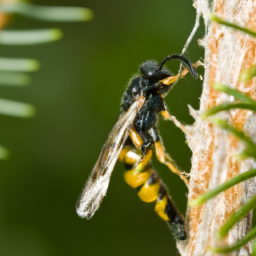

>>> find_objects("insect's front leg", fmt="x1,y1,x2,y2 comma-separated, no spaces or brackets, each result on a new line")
161,109,191,135
149,126,189,187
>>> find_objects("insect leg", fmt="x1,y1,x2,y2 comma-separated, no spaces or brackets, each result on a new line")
161,110,191,135
149,126,189,187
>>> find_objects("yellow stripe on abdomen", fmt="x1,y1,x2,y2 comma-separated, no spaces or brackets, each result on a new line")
124,167,152,188
138,181,161,203
155,196,170,222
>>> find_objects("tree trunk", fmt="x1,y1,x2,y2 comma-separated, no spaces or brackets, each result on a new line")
177,0,256,255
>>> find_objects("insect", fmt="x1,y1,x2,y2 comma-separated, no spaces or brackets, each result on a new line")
76,54,198,240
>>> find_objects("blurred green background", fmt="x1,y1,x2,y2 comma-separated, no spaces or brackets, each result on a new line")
0,0,204,255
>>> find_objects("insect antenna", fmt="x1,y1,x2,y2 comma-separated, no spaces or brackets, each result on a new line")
157,54,198,78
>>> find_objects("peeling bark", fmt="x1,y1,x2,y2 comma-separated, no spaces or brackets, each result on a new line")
177,0,256,255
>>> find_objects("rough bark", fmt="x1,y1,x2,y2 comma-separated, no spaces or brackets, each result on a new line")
177,0,256,255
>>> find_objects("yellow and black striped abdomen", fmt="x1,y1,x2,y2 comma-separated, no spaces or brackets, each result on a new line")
119,136,188,240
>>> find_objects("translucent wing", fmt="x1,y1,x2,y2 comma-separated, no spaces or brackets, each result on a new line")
76,97,145,219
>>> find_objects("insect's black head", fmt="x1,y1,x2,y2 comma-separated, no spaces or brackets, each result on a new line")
140,54,197,83
121,61,170,112
120,54,198,112
140,60,172,82
139,54,198,95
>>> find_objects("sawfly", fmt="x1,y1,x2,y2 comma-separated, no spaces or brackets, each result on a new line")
76,54,198,240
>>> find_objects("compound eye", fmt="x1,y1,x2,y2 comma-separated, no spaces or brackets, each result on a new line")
131,85,140,97
141,79,149,87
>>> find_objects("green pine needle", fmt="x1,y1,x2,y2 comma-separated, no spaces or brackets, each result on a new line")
0,2,94,22
240,65,256,82
252,239,256,255
0,71,31,86
0,57,39,72
217,194,256,239
200,102,256,119
0,145,10,160
189,168,256,207
209,117,256,159
210,14,256,38
0,98,36,117
214,83,256,105
210,225,256,253
0,29,62,45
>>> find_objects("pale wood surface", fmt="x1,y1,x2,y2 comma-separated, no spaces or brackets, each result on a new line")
177,0,256,255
